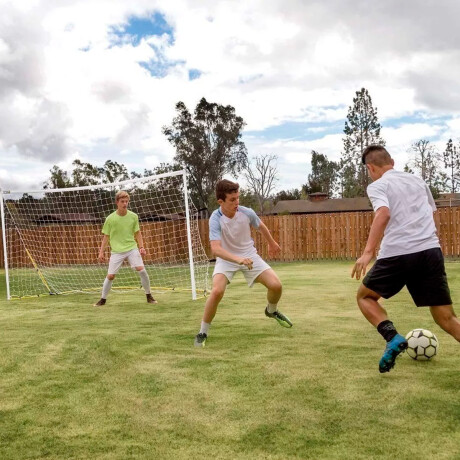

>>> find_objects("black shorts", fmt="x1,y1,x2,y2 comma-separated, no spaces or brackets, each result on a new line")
363,247,452,307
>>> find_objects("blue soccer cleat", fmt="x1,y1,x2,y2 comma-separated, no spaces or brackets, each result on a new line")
379,334,408,373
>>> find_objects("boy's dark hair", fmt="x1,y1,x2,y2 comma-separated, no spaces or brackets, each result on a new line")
216,179,239,201
362,144,392,166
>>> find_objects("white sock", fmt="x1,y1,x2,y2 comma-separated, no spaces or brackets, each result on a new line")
267,302,278,313
138,269,151,294
102,277,113,299
200,321,211,335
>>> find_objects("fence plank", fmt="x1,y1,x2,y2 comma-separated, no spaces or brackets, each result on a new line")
1,209,460,269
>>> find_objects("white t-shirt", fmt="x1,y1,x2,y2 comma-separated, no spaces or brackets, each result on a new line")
366,169,440,259
209,205,261,258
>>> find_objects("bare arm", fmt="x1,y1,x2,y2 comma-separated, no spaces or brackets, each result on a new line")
98,235,109,262
135,230,146,256
258,221,281,257
351,206,390,280
210,240,254,269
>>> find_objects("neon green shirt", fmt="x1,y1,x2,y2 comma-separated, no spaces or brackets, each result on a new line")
102,210,140,254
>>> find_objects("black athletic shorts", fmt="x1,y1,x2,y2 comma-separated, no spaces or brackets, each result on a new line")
363,247,452,307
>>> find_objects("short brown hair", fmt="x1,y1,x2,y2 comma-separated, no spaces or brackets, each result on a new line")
362,145,392,166
216,179,239,201
115,190,130,202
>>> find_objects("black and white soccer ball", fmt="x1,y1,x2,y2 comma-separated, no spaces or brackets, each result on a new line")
405,329,439,361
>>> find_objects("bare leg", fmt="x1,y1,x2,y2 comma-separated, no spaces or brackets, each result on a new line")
255,269,282,305
202,274,228,324
430,305,460,342
356,284,388,327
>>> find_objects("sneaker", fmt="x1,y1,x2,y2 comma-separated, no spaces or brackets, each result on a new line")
93,298,106,307
194,332,207,347
146,294,158,304
379,334,408,373
265,307,293,328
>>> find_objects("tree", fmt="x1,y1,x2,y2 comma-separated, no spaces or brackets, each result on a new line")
443,138,460,193
340,88,385,197
238,188,259,210
244,154,278,215
405,140,446,198
43,166,72,189
102,160,129,184
162,98,248,212
273,188,302,203
71,159,102,186
304,150,339,197
143,162,184,204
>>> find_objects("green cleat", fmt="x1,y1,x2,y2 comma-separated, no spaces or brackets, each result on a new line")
265,307,293,328
194,332,207,347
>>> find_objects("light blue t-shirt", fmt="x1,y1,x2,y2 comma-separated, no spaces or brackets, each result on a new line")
209,205,261,257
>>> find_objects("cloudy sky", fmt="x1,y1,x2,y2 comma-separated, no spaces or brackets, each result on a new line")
1,0,460,194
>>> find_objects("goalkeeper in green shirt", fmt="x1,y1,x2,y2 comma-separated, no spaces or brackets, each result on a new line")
94,190,157,306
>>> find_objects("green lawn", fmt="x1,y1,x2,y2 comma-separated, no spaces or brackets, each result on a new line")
0,261,460,460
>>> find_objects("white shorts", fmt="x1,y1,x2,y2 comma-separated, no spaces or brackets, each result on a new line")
108,249,144,275
213,254,271,287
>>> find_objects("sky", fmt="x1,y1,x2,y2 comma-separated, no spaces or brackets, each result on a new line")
1,0,460,194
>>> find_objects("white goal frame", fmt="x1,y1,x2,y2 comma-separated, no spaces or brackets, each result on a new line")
0,170,209,300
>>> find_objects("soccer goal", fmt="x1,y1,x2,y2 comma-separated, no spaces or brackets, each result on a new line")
0,171,209,300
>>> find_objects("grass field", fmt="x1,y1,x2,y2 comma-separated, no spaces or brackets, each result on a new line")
1,261,460,460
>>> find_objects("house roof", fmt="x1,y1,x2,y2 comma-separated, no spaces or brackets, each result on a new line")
34,213,101,224
269,198,373,214
138,212,185,221
435,198,460,207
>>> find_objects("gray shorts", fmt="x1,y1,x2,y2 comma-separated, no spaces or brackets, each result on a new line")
213,254,271,287
108,249,143,274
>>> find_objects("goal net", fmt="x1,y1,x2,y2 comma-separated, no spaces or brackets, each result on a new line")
0,171,209,300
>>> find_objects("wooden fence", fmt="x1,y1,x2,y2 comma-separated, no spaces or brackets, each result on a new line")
197,208,460,261
1,208,459,268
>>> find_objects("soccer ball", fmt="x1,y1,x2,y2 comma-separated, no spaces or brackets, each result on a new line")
405,329,439,361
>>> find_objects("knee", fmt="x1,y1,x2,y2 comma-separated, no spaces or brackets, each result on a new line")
269,280,282,294
107,274,115,281
211,286,225,300
356,285,375,303
135,266,145,272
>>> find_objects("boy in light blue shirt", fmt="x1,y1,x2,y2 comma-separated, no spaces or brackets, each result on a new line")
194,179,292,347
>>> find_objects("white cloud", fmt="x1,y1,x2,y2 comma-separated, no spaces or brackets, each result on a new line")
1,0,460,192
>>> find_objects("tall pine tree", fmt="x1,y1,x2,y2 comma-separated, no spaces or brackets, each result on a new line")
340,88,385,197
443,138,460,193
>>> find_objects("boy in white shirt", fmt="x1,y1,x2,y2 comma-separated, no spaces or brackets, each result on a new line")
194,179,292,347
352,145,460,373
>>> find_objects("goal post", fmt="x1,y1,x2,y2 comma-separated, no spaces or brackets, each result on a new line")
0,171,209,300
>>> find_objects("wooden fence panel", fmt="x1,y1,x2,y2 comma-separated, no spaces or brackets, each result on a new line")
1,209,459,269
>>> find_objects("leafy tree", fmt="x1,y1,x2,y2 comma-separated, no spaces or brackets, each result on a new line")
162,97,248,212
71,159,102,186
244,154,278,215
238,187,259,210
143,162,184,206
340,88,385,197
273,188,302,203
304,150,339,197
405,140,446,198
102,160,129,184
43,166,72,189
443,138,460,193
